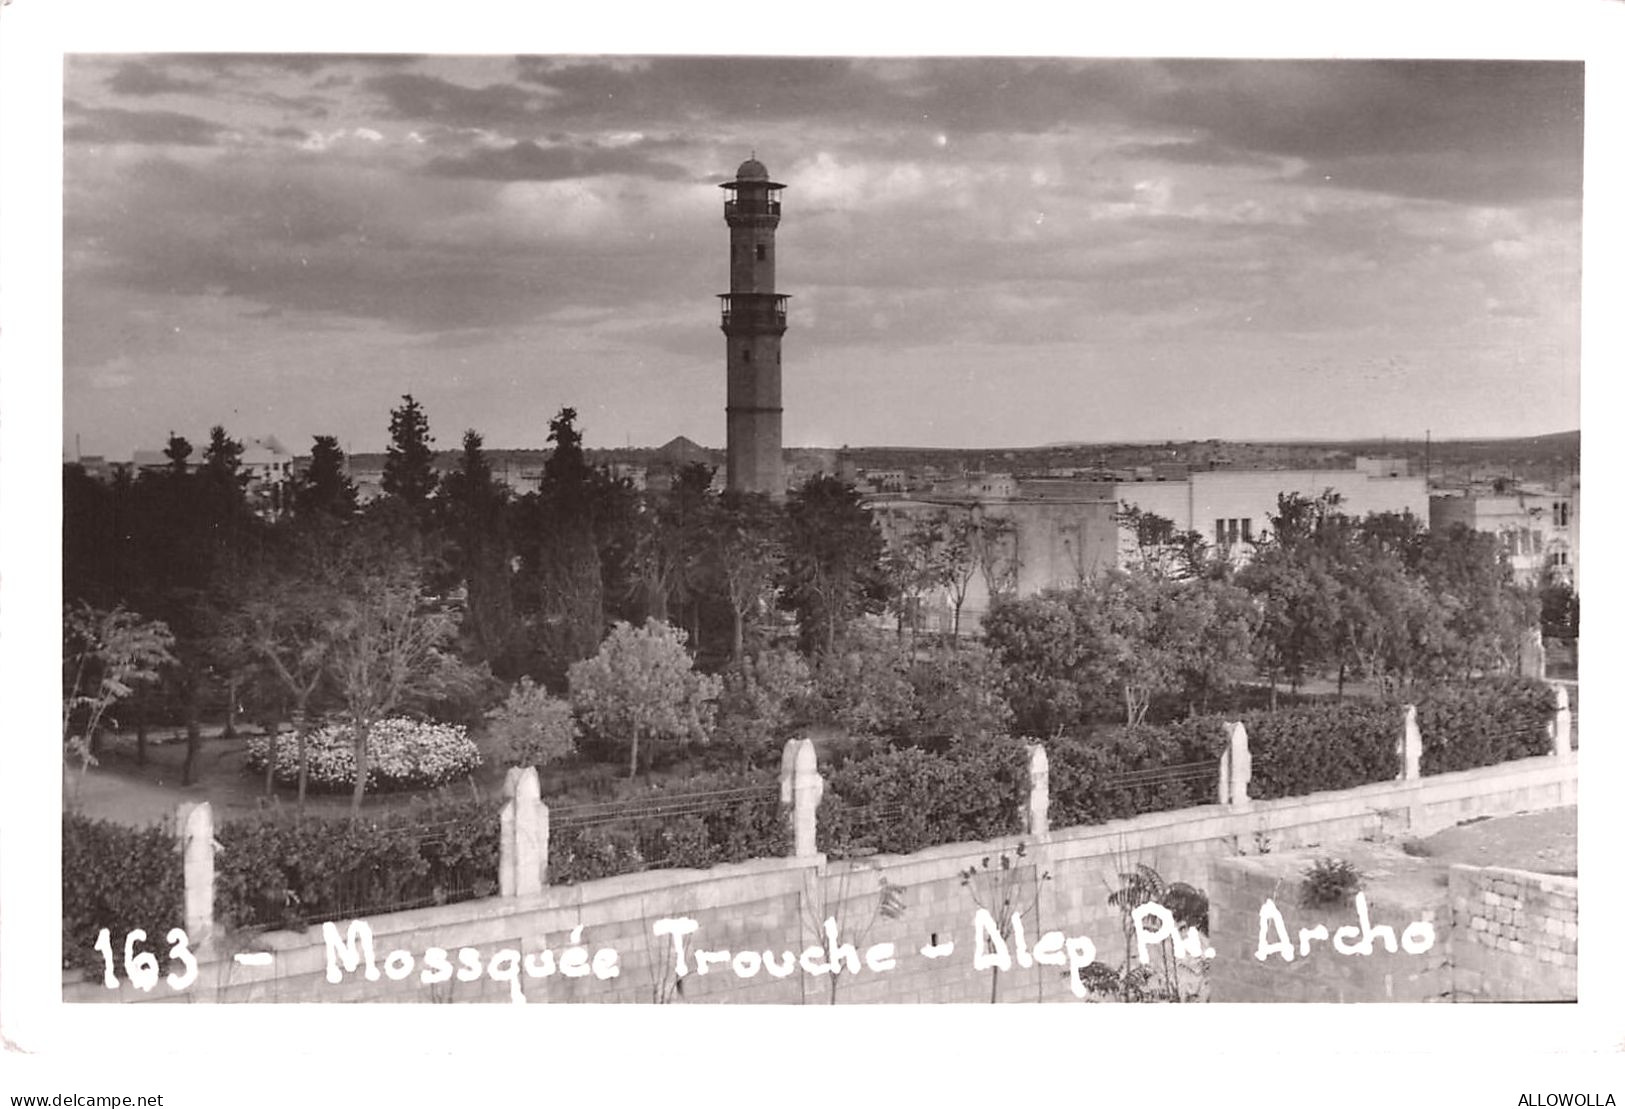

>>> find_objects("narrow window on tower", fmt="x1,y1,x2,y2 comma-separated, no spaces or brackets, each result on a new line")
742,348,751,363
756,243,767,261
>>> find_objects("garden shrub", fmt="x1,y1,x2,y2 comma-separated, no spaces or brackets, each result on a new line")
545,769,788,885
244,717,482,792
711,648,817,770
1415,677,1555,775
818,734,1027,857
1299,857,1363,909
485,678,578,769
1045,718,1230,829
213,798,501,932
1242,701,1400,800
62,812,185,977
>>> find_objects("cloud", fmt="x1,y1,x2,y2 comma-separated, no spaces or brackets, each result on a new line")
1115,138,1278,169
64,102,225,146
104,60,208,97
426,138,691,181
364,73,544,127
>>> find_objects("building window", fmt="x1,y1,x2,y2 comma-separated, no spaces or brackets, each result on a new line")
1241,518,1253,543
1556,501,1570,527
756,243,767,261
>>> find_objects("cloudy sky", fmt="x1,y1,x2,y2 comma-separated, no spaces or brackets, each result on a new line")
62,55,1583,459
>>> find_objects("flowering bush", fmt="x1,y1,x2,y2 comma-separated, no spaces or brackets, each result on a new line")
245,717,481,793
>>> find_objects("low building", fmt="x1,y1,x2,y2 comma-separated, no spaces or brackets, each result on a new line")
1429,481,1578,588
870,463,1430,635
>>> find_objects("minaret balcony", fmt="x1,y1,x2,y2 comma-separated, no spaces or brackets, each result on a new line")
724,197,782,221
719,293,789,332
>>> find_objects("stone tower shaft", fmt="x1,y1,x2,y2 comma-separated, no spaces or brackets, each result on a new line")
720,158,787,499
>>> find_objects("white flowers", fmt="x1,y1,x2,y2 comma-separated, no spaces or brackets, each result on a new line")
245,718,482,791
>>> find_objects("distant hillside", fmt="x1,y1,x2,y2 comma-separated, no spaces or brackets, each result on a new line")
339,430,1578,487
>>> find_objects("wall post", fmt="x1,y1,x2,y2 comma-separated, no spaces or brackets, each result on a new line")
1399,705,1423,781
176,801,215,950
1024,743,1050,838
790,738,823,858
514,767,547,895
1550,683,1572,762
1223,722,1252,811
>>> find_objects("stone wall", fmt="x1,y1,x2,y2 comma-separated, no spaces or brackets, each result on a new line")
1205,845,1453,1003
65,752,1577,1005
1449,864,1578,1002
1205,849,1578,1003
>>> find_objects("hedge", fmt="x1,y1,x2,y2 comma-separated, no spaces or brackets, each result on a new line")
818,735,1028,857
1242,701,1401,800
213,798,502,933
1415,677,1555,775
62,812,187,977
546,769,788,885
1046,718,1230,828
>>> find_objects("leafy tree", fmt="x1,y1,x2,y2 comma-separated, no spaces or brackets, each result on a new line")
708,492,785,662
381,393,438,509
632,462,715,633
811,639,918,740
567,619,721,778
1238,492,1353,701
907,642,1013,745
323,548,484,812
62,604,175,800
883,511,947,644
485,677,578,769
1540,577,1579,641
230,532,349,804
294,435,359,522
712,647,815,769
778,475,892,657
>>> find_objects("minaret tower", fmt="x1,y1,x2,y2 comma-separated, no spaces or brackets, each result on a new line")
720,156,787,498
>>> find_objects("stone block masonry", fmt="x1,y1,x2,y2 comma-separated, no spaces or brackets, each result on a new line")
1449,865,1577,1002
65,747,1577,1004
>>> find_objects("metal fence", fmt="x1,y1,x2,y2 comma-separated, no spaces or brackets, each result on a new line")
546,782,786,884
217,810,501,934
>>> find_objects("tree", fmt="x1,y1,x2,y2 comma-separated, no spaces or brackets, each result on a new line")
883,512,947,645
631,463,714,632
163,432,193,475
520,407,620,684
201,425,245,484
439,430,520,673
984,570,1256,732
231,533,348,805
62,603,175,800
323,550,483,812
567,619,721,778
381,393,438,509
708,492,785,662
294,435,359,522
935,510,982,641
486,677,578,769
778,475,892,657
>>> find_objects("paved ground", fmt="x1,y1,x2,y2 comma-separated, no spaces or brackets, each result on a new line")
65,728,512,826
1414,805,1577,876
